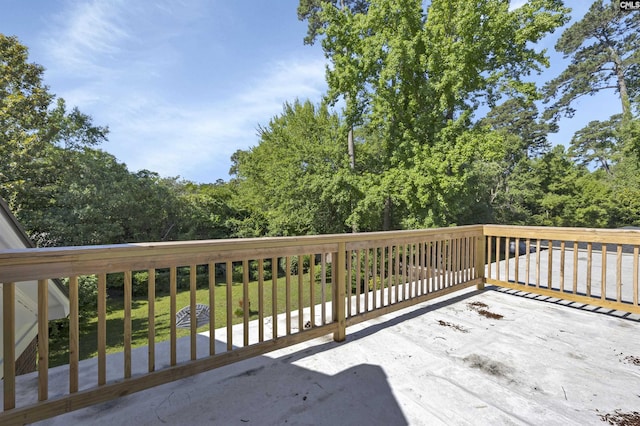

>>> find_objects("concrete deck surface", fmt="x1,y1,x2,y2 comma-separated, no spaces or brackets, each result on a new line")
17,286,640,425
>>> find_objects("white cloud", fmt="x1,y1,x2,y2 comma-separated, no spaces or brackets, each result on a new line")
101,56,328,182
45,0,129,72
36,1,327,183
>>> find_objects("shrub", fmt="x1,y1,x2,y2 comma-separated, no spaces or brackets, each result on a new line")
314,260,332,283
132,271,149,296
60,275,99,316
280,255,311,275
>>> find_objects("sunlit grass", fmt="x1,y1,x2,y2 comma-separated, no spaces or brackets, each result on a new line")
48,275,333,367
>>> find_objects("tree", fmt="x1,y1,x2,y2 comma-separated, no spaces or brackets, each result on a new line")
476,99,557,223
543,0,640,121
1,34,54,210
1,34,201,246
481,98,555,159
297,0,369,46
529,146,584,226
232,100,355,236
180,180,243,240
0,34,109,223
610,159,640,226
569,115,621,174
299,0,569,228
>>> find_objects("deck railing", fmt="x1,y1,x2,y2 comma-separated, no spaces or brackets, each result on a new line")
0,226,484,424
483,225,640,314
2,225,640,424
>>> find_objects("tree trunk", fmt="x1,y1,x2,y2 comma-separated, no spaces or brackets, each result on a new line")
609,45,631,119
383,196,392,231
348,127,355,170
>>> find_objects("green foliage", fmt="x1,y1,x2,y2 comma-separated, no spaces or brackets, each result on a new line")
544,0,640,121
233,100,354,235
75,275,100,315
569,115,621,173
476,100,558,224
5,3,640,256
296,0,569,230
314,260,332,283
0,35,191,246
180,180,245,239
609,159,640,227
279,255,312,276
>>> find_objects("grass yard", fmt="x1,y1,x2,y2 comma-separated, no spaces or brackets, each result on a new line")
48,274,333,367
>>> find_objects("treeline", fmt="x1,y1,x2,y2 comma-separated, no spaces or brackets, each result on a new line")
1,0,639,249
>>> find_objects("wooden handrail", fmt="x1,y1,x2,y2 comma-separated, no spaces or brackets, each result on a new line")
4,224,640,424
0,226,484,424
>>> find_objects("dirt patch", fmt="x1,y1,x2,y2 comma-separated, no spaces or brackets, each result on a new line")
467,301,503,320
463,354,513,378
437,320,469,333
613,350,640,366
624,355,640,366
597,409,640,425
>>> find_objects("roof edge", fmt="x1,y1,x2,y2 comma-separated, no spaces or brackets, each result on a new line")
0,195,69,298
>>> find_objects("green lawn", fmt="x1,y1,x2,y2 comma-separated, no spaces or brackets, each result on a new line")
48,274,333,367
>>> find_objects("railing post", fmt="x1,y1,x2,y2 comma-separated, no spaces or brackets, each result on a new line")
3,282,16,410
476,232,486,290
333,242,346,342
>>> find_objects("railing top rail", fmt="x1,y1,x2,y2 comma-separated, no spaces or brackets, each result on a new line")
0,225,484,282
483,224,640,245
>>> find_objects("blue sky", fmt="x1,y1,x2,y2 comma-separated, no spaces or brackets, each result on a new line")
1,1,621,183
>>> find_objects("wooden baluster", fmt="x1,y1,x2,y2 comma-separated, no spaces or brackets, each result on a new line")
525,239,531,286
298,256,304,333
190,264,197,358
601,244,607,301
286,256,291,335
356,249,361,313
243,260,250,346
321,254,326,325
98,274,107,384
208,262,215,355
171,267,178,362
373,247,378,308
395,245,401,300
309,255,315,326
333,242,346,342
560,241,566,293
535,240,541,288
616,245,623,303
587,243,593,297
495,237,501,281
573,242,578,295
258,259,264,342
633,246,639,307
547,240,553,290
346,250,352,317
515,238,520,284
487,236,493,280
38,279,48,401
148,269,156,371
271,257,278,338
124,271,132,378
3,281,16,410
387,245,393,304
504,237,510,283
225,262,232,352
448,240,454,288
69,276,79,391
364,248,370,311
